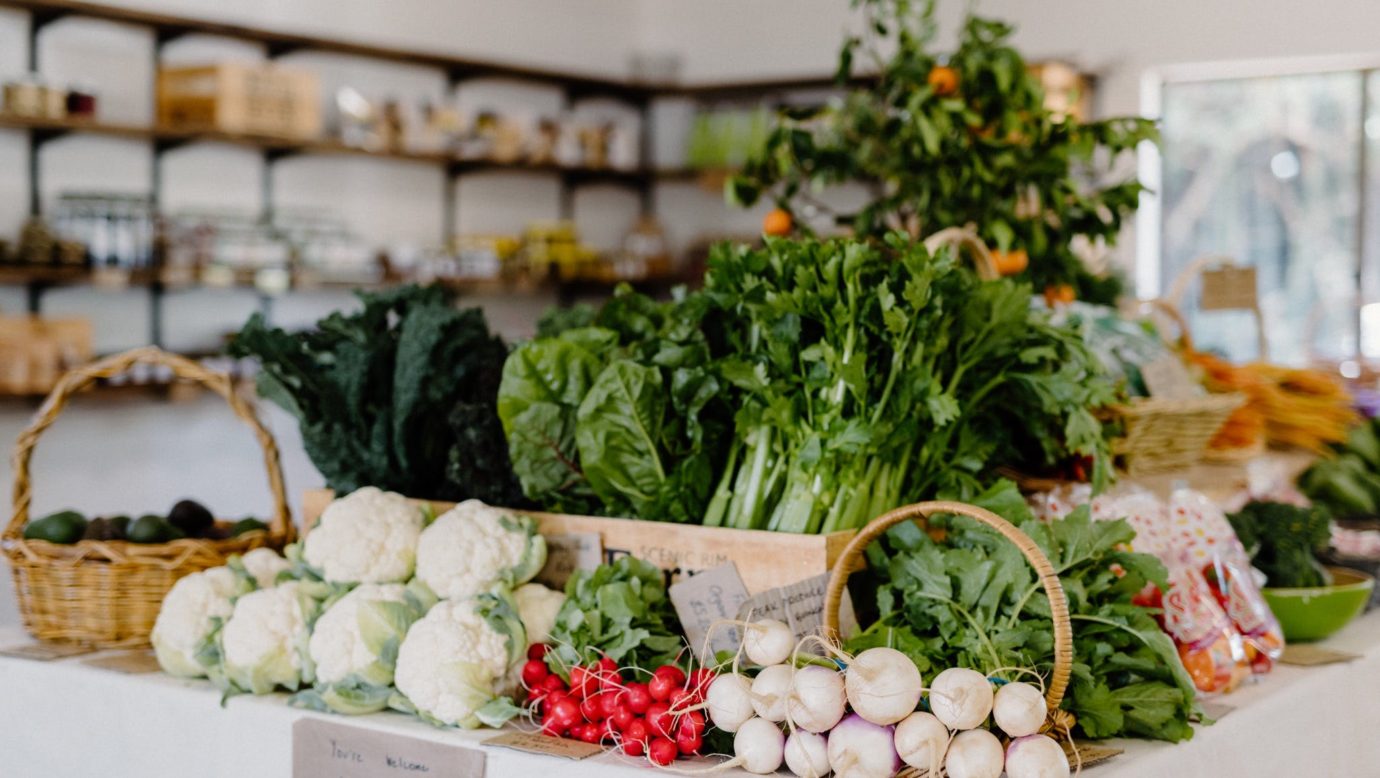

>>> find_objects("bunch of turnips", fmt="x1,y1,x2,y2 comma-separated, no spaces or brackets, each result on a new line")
702,618,1073,777
151,487,559,728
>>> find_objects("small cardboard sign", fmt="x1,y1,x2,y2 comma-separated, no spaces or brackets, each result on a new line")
1140,355,1201,400
0,642,97,661
536,532,602,590
669,562,752,662
485,731,605,761
1280,644,1361,666
293,718,485,777
1064,741,1123,770
735,572,858,647
1199,266,1258,311
83,649,162,674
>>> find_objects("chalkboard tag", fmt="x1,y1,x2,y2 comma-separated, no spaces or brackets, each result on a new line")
292,717,485,777
485,731,605,760
1280,644,1360,666
735,572,858,648
536,532,602,589
1199,266,1257,311
83,649,162,674
0,641,96,661
669,562,751,662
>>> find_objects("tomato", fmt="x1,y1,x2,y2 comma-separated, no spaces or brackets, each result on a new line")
648,673,682,703
520,659,549,689
648,737,679,766
610,703,635,732
622,719,650,756
526,643,549,661
645,702,674,739
623,681,653,714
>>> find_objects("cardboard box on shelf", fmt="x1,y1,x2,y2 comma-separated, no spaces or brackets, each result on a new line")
157,63,321,141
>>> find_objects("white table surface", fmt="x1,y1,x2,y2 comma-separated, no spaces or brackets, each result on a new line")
3,610,1380,778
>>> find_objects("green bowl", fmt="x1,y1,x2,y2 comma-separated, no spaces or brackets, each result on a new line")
1262,567,1374,642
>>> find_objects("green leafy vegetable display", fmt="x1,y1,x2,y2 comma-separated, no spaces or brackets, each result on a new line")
1228,501,1333,588
230,285,525,506
1299,418,1380,517
544,556,685,675
702,235,1114,532
729,0,1156,302
498,288,732,521
844,481,1201,742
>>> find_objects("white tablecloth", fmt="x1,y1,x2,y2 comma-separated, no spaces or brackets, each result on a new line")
3,611,1380,778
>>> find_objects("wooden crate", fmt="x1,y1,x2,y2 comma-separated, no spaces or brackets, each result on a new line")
157,63,321,140
0,316,92,396
301,489,856,595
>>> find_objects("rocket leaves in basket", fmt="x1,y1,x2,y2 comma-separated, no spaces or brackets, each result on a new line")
230,285,525,506
844,480,1202,742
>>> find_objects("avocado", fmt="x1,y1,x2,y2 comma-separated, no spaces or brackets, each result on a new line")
167,499,214,537
231,518,269,536
127,515,186,544
83,515,130,541
22,510,87,544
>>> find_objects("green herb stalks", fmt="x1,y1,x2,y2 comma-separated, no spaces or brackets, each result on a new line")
845,481,1202,742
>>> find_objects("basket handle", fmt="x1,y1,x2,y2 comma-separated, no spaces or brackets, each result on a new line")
1164,254,1268,361
823,500,1074,717
1142,298,1195,353
923,226,999,281
5,346,293,542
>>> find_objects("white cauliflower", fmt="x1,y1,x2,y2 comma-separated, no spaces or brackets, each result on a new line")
234,547,291,589
513,583,566,645
414,500,546,600
304,487,424,584
219,581,319,695
392,595,525,728
151,566,247,678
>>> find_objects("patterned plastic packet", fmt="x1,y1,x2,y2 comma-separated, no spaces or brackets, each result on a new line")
1134,562,1251,694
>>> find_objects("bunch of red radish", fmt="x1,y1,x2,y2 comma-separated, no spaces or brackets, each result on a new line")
521,644,716,766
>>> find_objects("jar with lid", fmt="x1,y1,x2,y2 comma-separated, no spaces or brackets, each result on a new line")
66,82,97,118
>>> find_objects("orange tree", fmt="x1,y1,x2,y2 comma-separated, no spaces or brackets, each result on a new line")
728,0,1156,303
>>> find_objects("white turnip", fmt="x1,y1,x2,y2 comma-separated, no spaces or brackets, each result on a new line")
784,730,831,777
893,711,949,772
826,713,900,778
944,729,1004,778
734,717,786,775
843,647,923,725
787,665,847,733
750,663,794,722
743,619,794,666
1005,734,1071,778
929,667,994,730
993,681,1047,738
706,673,756,733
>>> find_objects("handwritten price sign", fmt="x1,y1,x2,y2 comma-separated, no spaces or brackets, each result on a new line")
293,718,485,777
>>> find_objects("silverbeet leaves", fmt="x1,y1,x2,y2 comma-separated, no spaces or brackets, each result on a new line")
230,285,525,505
844,481,1202,742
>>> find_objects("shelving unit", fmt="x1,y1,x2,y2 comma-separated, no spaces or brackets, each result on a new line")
0,0,848,351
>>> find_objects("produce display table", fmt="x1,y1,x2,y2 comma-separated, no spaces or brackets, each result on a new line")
4,610,1380,777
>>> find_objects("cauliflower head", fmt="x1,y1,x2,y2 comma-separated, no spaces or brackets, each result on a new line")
392,594,526,728
219,581,319,695
414,500,546,600
233,547,291,589
152,566,247,678
304,487,424,584
513,583,566,646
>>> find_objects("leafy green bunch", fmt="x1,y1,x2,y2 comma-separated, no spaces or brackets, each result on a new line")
846,481,1202,742
701,234,1114,533
544,556,686,675
230,285,524,505
497,288,732,521
1228,501,1333,588
729,0,1157,301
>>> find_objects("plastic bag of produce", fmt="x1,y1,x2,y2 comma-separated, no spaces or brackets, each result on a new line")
1134,562,1251,694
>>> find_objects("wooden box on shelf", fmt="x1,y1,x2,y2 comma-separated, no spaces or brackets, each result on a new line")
0,316,92,396
157,63,321,141
301,489,856,595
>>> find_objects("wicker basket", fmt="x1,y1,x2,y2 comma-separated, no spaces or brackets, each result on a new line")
923,226,999,281
1,347,294,647
824,500,1075,735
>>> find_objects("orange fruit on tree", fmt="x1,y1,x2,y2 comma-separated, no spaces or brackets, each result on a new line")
1043,283,1076,306
991,248,1028,276
762,208,793,237
927,65,959,96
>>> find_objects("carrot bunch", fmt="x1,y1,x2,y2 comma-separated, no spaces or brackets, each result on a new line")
1188,352,1355,453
